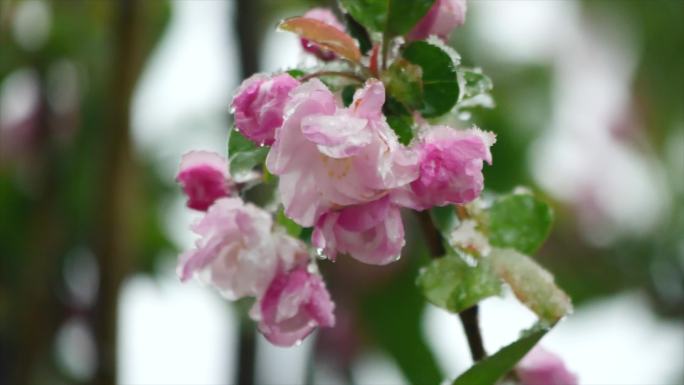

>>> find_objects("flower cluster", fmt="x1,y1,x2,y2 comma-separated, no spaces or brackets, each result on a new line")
175,1,578,383
175,0,496,346
176,152,334,346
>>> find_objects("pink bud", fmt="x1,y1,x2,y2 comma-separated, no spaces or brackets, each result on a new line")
176,151,231,211
407,0,467,41
231,73,300,146
255,266,335,347
300,8,345,61
517,347,578,385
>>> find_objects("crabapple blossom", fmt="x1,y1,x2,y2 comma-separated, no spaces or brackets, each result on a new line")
407,0,467,41
516,347,578,385
177,197,308,300
393,125,495,210
300,8,345,61
176,151,231,211
254,266,335,346
266,79,418,227
231,73,300,145
312,196,405,265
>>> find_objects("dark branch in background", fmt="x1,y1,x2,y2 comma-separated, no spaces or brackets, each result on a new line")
93,0,144,383
234,0,263,384
416,210,487,363
13,63,66,385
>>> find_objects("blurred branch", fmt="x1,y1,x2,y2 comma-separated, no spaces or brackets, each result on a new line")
92,0,145,383
417,211,487,363
233,1,264,384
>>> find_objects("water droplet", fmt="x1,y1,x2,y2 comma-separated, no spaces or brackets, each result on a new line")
315,248,326,259
306,263,319,274
229,107,236,114
258,143,265,148
394,255,402,261
458,111,472,121
295,339,303,346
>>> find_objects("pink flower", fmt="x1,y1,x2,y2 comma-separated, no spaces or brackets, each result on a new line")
177,197,308,300
266,79,418,226
312,197,405,265
516,347,578,385
300,8,345,61
407,0,467,41
393,126,494,210
177,151,231,211
254,266,335,346
231,73,300,146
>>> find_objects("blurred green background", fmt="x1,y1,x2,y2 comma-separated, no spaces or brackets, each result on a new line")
0,0,682,384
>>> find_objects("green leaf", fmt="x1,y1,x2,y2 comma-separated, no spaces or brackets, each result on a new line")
341,84,357,107
488,192,554,255
340,0,435,36
344,13,372,54
417,254,502,313
227,128,268,179
402,40,460,118
429,205,458,235
490,248,573,323
287,69,306,79
276,207,302,237
382,58,424,110
383,97,414,144
339,0,387,32
453,324,549,385
385,0,436,37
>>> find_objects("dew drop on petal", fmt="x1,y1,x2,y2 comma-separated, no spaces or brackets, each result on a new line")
315,248,326,259
295,339,303,346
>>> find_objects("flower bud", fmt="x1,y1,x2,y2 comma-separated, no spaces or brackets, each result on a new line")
176,151,231,211
231,73,300,146
407,0,467,41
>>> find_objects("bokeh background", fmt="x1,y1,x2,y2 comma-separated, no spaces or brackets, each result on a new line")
1,0,683,384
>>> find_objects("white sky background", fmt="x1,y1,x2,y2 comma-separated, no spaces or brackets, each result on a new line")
118,1,684,384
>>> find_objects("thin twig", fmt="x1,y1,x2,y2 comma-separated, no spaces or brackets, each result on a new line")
459,306,487,362
416,210,487,363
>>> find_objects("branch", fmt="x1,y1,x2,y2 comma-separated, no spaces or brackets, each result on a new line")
416,210,487,362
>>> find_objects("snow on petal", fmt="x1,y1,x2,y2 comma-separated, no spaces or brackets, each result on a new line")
312,197,405,265
267,79,419,226
178,197,294,300
398,125,495,210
